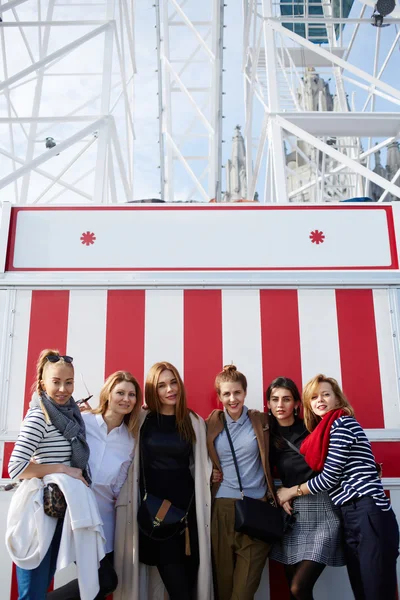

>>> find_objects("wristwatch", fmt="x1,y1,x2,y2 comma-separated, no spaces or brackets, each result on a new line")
297,484,303,496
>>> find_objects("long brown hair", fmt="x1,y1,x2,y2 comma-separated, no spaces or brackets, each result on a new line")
145,362,197,443
302,374,354,432
214,364,247,395
33,348,74,397
92,371,142,437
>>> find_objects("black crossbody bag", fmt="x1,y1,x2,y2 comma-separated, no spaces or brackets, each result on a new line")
223,417,283,544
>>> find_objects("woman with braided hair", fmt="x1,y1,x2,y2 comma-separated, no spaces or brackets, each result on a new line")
8,349,92,600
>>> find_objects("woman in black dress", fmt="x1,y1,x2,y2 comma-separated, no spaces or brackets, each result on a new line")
267,377,344,600
137,361,211,600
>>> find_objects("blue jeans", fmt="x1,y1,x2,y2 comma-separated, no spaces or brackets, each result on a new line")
16,519,63,600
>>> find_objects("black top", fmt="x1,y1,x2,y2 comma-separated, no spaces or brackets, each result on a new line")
141,411,194,509
270,418,315,487
139,412,198,566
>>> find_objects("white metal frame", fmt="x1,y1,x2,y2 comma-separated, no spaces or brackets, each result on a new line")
0,0,136,204
156,0,224,202
243,0,400,203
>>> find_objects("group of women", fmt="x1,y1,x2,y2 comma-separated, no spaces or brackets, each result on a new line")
8,348,400,600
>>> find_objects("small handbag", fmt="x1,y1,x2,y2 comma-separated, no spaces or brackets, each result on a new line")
43,483,67,519
223,417,283,544
137,417,194,553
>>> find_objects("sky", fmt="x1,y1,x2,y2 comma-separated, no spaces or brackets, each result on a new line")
0,0,399,204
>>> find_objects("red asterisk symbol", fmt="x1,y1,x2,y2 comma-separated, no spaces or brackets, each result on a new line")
309,230,325,245
80,231,96,246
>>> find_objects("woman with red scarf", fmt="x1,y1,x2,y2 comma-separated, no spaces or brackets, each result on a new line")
276,374,399,600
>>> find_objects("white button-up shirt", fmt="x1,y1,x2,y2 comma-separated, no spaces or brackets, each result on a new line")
82,412,135,552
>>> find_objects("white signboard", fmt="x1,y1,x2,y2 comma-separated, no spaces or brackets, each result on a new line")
6,205,398,271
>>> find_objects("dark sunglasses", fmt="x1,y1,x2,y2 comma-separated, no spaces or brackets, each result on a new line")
47,354,73,364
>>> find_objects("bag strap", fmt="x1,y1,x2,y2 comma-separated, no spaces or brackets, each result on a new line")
223,416,244,498
284,437,303,456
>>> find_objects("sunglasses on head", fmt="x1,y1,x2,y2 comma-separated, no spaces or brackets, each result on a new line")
47,354,74,364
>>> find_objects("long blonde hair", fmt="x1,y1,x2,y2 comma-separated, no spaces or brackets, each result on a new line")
302,374,354,432
145,362,197,443
92,371,142,437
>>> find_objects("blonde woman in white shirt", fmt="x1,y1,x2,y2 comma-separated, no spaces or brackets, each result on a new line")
48,371,142,600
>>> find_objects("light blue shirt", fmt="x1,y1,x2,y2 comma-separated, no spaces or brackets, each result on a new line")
215,406,267,500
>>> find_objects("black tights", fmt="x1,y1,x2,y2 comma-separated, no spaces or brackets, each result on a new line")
157,560,198,600
284,560,326,600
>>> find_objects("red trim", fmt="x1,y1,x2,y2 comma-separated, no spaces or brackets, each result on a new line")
104,291,146,387
2,442,15,479
336,290,384,429
371,442,400,477
23,291,70,415
6,205,398,272
183,290,222,418
269,559,291,600
10,564,18,600
260,290,303,410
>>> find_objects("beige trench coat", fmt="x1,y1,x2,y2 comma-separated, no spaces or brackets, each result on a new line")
113,409,214,600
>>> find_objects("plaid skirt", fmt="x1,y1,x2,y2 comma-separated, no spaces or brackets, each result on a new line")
270,492,345,566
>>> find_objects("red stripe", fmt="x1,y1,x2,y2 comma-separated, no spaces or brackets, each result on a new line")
24,291,70,415
336,290,384,429
260,290,302,411
2,442,15,478
10,564,18,600
104,291,146,387
269,559,290,600
183,290,222,419
371,442,400,477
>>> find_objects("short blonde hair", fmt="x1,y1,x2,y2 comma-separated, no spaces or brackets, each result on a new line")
302,374,354,432
92,371,142,437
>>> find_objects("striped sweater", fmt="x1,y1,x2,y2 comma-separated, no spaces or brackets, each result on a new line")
307,416,390,510
8,407,72,479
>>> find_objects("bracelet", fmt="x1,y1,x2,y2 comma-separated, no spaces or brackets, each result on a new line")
296,484,303,496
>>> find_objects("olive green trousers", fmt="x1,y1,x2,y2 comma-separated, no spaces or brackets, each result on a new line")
211,498,271,600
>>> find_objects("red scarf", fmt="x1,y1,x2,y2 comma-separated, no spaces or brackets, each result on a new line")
300,408,346,472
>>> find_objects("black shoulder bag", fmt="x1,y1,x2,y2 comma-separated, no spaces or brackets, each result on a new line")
137,416,194,554
223,416,283,544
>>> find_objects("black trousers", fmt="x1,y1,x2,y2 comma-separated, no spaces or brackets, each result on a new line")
341,496,399,600
46,552,117,600
157,559,198,600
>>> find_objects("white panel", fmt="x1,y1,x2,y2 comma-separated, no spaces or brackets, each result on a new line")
12,207,393,270
298,289,342,386
255,563,270,600
373,289,400,428
144,290,183,378
66,290,107,408
7,291,32,431
222,290,263,411
0,492,13,597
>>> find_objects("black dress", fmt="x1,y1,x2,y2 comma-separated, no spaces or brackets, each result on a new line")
139,412,199,567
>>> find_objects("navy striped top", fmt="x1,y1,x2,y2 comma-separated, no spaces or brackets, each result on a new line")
307,416,390,510
9,407,72,479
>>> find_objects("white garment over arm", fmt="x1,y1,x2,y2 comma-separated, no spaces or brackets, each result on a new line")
83,412,135,553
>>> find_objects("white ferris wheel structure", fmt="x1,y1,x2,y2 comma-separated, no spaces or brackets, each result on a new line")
0,0,399,205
